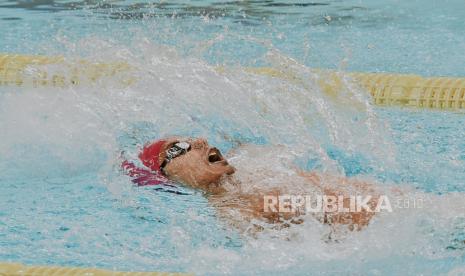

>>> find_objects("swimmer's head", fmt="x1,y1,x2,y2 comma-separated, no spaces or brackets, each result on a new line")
140,137,235,190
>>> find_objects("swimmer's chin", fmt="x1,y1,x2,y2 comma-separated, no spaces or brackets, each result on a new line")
224,164,236,175
206,168,237,192
210,161,236,177
212,165,236,184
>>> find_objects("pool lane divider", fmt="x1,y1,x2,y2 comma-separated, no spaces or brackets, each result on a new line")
0,54,135,87
246,67,465,110
0,262,191,276
1,53,464,110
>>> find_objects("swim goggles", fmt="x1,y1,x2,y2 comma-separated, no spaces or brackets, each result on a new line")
160,141,191,171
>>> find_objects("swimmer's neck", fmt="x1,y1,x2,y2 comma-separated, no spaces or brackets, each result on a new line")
206,185,227,195
199,175,238,195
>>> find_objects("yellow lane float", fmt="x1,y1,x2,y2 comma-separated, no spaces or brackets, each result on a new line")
1,53,464,110
0,262,190,276
0,54,134,87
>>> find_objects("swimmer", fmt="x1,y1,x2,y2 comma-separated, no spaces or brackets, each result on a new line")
122,137,389,233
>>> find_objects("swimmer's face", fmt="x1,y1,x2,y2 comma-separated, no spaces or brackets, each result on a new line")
162,137,235,190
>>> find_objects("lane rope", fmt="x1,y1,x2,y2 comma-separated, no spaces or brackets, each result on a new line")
0,262,190,276
1,53,464,110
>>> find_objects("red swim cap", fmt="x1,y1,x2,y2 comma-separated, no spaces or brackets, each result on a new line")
139,139,167,173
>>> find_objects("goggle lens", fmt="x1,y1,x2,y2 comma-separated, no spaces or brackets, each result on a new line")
165,141,191,162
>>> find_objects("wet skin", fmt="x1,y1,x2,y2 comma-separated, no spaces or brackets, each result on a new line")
162,137,236,190
161,137,379,231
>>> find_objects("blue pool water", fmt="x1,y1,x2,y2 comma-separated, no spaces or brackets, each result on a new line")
0,1,464,275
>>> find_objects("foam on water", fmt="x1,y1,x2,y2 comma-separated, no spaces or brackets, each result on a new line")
0,32,464,276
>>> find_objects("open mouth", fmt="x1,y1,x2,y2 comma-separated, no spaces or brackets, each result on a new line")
208,147,226,164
